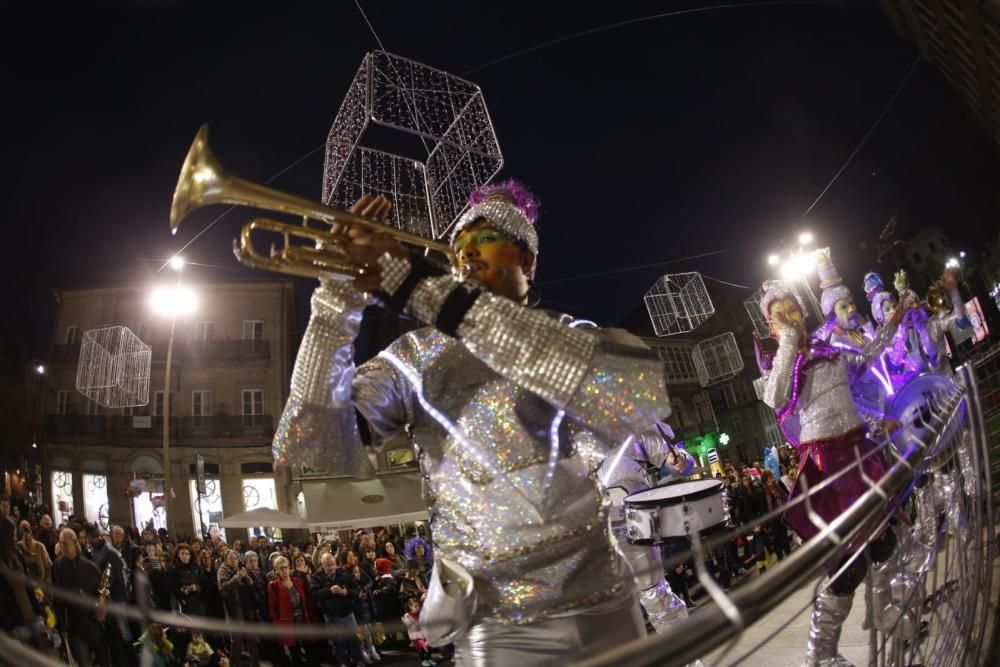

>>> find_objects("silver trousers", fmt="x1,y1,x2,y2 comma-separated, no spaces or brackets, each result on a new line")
455,590,646,666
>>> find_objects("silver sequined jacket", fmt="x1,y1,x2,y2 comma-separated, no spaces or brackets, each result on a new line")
762,322,896,444
274,277,668,625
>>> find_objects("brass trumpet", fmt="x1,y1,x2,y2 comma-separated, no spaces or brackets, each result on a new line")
170,125,454,279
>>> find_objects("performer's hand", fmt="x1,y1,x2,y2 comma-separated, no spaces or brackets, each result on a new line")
890,294,913,326
770,311,799,338
327,194,407,292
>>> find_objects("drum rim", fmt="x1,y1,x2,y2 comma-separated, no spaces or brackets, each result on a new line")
623,479,724,508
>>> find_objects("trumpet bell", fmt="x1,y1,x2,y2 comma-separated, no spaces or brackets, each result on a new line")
170,124,223,233
170,124,454,279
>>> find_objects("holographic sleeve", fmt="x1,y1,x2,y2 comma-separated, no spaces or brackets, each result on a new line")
845,319,899,371
353,349,417,440
927,288,969,345
375,253,667,441
271,278,376,478
761,328,799,412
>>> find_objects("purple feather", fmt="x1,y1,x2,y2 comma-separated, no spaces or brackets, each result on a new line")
468,179,539,223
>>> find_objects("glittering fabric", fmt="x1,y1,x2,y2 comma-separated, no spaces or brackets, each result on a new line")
782,427,889,549
456,291,599,411
272,278,376,478
452,199,539,271
376,252,412,296
351,316,666,625
454,586,644,666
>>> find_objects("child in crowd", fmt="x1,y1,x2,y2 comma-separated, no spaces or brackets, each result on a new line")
184,630,214,666
402,598,435,667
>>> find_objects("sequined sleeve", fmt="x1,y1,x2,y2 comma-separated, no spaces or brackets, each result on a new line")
927,289,967,345
378,256,667,441
455,290,668,442
271,278,376,478
353,348,416,440
761,328,799,412
846,319,899,371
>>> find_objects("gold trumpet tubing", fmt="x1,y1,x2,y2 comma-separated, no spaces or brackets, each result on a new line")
171,125,454,264
234,219,353,280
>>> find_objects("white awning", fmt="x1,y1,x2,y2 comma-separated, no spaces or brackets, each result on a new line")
219,507,307,529
302,472,428,532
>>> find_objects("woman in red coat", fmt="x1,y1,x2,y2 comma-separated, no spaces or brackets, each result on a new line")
267,556,319,666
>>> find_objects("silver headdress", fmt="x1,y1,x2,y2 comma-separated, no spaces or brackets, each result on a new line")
450,180,540,278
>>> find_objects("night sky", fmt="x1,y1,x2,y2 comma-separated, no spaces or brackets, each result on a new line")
5,0,999,358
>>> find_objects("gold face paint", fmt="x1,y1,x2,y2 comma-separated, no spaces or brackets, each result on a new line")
767,297,806,339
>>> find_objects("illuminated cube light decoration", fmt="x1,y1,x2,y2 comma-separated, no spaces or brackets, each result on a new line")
75,326,151,408
692,332,744,387
322,51,504,241
644,272,715,336
745,289,771,340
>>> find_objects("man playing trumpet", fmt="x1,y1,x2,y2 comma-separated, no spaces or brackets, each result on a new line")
274,181,669,665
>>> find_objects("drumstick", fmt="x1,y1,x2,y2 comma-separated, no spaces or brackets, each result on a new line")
655,423,679,458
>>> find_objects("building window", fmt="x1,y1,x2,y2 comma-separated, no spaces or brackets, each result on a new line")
242,389,264,426
694,393,716,426
65,326,80,345
671,398,686,428
929,241,937,253
732,414,743,433
56,390,70,415
242,320,264,341
153,391,174,417
51,471,74,523
190,478,225,541
192,390,212,425
913,251,922,264
243,477,280,541
83,474,109,530
86,398,99,416
195,321,214,341
122,405,134,417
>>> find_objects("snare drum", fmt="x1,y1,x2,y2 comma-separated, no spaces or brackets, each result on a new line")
623,479,726,545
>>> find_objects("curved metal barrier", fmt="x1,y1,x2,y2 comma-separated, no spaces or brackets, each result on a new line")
577,362,997,667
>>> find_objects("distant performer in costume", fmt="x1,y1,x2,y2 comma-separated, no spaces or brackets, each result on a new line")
812,249,892,436
273,181,669,665
599,422,694,633
757,276,911,667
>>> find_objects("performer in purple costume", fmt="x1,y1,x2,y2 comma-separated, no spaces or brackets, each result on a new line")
758,277,910,667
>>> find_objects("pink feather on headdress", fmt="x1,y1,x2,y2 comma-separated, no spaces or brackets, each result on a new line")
467,179,539,224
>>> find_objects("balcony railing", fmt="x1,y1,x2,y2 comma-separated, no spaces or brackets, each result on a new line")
50,339,270,367
46,414,274,443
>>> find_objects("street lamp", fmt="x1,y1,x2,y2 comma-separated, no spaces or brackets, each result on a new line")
148,258,197,537
35,365,45,374
719,433,730,446
945,257,960,269
767,232,824,321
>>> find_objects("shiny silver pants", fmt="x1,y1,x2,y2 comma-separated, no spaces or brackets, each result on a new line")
455,591,646,666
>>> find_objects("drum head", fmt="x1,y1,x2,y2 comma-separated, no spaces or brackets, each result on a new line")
624,479,724,509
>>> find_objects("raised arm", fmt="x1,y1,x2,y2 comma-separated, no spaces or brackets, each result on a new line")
761,328,800,413
373,255,667,444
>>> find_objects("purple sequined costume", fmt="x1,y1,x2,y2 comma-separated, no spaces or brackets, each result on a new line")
761,326,897,549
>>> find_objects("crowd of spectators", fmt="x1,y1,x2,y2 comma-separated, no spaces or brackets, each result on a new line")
0,499,449,667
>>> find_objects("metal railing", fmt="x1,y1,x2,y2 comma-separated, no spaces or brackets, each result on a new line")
578,362,996,666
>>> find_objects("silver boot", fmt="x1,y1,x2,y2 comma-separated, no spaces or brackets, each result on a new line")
802,590,855,667
867,532,921,640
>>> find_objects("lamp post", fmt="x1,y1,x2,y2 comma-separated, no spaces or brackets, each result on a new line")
149,257,197,537
767,232,823,322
